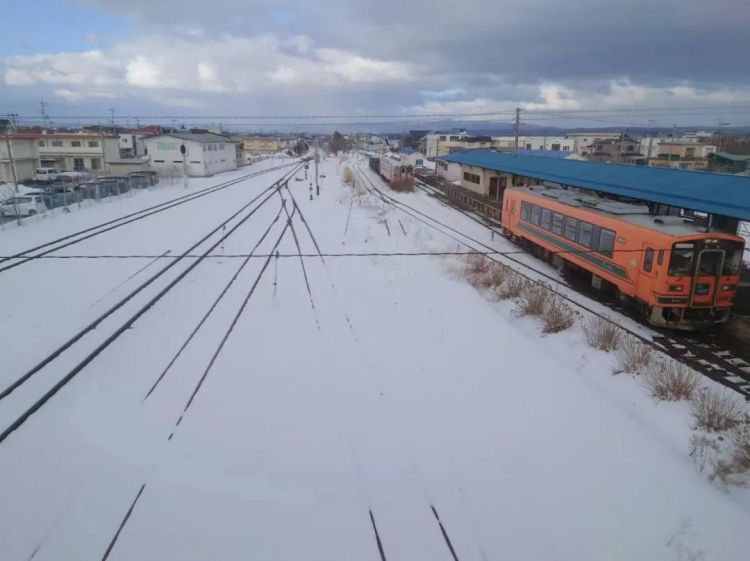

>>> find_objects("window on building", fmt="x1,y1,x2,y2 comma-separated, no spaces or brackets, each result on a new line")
578,222,593,247
91,158,101,170
219,143,225,150
643,248,654,272
71,141,82,147
157,141,178,151
540,208,552,230
52,140,63,147
552,213,564,235
439,136,446,141
462,172,480,184
597,228,615,258
551,143,561,151
154,159,165,163
88,140,99,148
38,140,46,147
564,217,578,241
526,143,532,150
563,146,570,151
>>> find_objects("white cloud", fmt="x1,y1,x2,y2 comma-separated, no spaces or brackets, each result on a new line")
2,32,414,105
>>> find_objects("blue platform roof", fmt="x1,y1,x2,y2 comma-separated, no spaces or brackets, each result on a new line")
440,150,750,221
400,147,418,154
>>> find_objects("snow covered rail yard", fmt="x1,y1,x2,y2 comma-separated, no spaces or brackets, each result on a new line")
0,160,300,275
1,153,749,561
0,160,307,444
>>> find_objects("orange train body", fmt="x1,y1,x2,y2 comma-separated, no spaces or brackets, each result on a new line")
501,187,745,329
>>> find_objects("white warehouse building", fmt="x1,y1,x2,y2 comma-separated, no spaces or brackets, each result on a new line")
145,132,239,177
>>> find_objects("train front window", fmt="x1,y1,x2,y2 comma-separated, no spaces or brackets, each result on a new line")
697,250,723,276
721,242,744,276
668,243,694,276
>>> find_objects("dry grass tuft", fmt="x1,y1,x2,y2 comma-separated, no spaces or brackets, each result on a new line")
520,283,550,317
479,262,508,289
498,273,525,299
615,338,655,374
690,388,745,432
342,167,354,184
583,316,623,352
643,361,698,400
542,299,576,333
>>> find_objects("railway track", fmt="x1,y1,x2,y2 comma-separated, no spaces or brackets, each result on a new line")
0,161,307,445
0,159,302,275
355,156,750,400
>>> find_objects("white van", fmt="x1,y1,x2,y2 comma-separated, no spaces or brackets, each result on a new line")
35,168,59,181
1,195,48,217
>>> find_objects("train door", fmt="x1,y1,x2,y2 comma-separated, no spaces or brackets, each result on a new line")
690,249,724,307
635,245,656,302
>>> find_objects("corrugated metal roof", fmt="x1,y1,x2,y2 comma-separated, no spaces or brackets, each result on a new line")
440,150,750,221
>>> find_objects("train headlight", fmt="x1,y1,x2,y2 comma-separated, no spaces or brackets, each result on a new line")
721,284,737,291
668,284,684,292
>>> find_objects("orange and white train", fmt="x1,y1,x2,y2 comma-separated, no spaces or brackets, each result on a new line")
502,186,745,329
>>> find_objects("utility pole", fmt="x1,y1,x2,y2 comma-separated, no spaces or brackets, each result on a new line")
3,116,19,193
646,119,655,161
314,139,319,197
180,144,188,188
717,121,730,151
40,100,50,129
109,108,116,136
513,107,522,157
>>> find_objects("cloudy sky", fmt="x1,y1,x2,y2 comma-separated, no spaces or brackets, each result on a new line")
3,0,750,128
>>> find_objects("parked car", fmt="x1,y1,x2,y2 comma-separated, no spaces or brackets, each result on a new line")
35,168,59,181
1,195,47,217
295,176,304,181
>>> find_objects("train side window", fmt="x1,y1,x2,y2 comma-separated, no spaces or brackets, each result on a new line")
643,248,654,272
521,201,531,221
530,205,541,225
564,217,578,241
657,250,664,265
552,213,564,235
541,209,552,230
597,228,615,258
578,222,593,247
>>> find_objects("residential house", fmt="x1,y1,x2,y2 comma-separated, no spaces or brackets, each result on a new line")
0,135,39,183
587,136,641,163
491,136,575,153
424,132,492,158
144,132,239,177
436,159,462,182
564,132,622,156
708,152,750,174
35,133,121,173
649,141,717,170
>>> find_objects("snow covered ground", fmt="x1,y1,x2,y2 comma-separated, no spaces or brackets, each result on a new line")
0,155,749,561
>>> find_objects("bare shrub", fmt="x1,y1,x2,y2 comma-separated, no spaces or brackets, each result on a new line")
615,338,655,374
479,262,508,289
644,361,698,400
520,283,550,317
542,298,575,333
583,316,623,352
498,273,525,299
690,388,745,432
342,167,354,184
464,254,490,287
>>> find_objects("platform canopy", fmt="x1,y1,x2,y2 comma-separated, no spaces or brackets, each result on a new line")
441,150,750,221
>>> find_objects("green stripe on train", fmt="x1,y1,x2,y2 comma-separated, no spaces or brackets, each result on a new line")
517,223,630,281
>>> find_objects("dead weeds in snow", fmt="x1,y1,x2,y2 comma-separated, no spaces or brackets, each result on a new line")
614,338,655,374
583,316,623,352
519,283,550,317
643,361,698,401
690,387,746,432
542,299,576,333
